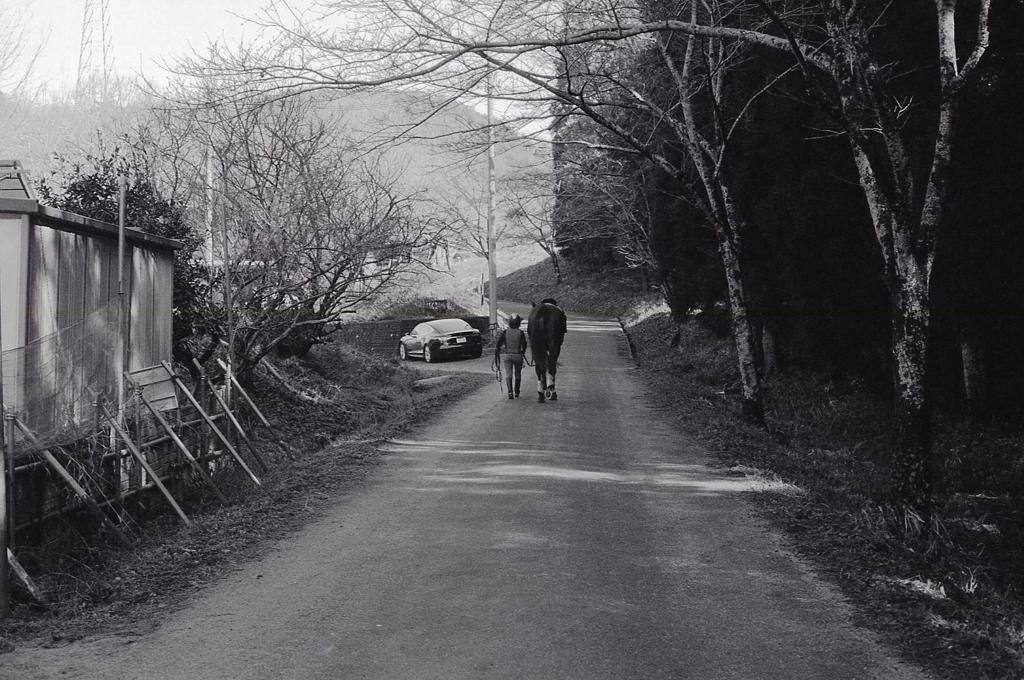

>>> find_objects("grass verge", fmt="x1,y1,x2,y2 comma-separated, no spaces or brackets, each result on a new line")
625,311,1024,680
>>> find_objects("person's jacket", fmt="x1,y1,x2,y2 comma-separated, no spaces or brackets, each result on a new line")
496,327,527,355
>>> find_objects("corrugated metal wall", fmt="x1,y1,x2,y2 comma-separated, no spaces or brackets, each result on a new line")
130,246,174,371
11,221,174,446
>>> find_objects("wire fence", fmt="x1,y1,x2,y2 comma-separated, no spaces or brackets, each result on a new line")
1,302,125,455
5,360,247,552
0,296,279,560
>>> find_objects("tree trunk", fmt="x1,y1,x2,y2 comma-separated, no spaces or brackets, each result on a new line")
890,275,932,517
719,235,764,425
960,332,986,424
761,324,778,377
551,250,562,284
656,22,764,425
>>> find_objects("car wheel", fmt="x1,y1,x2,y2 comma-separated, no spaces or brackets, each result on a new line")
399,343,409,360
423,343,435,363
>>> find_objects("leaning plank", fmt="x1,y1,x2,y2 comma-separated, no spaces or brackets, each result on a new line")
132,384,229,505
161,362,261,487
126,365,178,412
217,359,295,461
195,360,268,473
100,405,190,526
12,418,132,547
7,548,45,605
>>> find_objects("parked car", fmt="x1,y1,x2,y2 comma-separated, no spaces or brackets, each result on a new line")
399,318,483,362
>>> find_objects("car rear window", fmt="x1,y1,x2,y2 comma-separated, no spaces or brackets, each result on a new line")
430,319,473,333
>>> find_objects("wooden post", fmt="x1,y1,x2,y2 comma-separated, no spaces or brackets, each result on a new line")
161,363,261,487
13,417,132,548
100,405,189,525
117,175,128,433
216,359,294,461
195,360,267,473
4,413,12,554
0,414,8,618
8,548,45,605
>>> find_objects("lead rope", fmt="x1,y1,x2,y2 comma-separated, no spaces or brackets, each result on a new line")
491,353,504,393
492,327,505,394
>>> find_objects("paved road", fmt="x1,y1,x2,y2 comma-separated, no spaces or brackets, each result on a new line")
1,311,929,679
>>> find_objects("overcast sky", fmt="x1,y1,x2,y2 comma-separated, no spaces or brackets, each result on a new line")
14,0,298,90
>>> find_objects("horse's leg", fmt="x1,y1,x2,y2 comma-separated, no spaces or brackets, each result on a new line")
535,352,547,403
546,344,562,400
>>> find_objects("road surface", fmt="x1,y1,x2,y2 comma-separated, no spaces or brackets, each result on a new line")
0,310,928,679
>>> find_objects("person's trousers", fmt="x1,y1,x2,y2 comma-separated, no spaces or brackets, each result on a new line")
503,354,524,395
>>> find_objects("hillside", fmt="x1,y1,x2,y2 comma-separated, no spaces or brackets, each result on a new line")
1,88,551,313
497,257,660,315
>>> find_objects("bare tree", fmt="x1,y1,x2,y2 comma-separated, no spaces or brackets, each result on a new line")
554,147,670,280
552,0,994,510
752,0,992,514
501,165,561,282
151,84,449,374
509,146,668,288
422,156,508,263
0,5,43,98
169,0,773,422
171,0,994,509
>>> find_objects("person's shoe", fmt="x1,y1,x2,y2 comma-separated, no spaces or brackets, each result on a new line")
508,393,515,400
514,391,520,398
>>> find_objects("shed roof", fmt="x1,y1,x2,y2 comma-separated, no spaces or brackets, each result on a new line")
0,160,35,200
0,161,182,252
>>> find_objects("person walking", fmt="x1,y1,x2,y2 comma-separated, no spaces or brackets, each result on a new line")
495,314,528,399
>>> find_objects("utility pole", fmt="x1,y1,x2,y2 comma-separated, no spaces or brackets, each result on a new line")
486,78,498,328
117,175,127,426
221,175,234,404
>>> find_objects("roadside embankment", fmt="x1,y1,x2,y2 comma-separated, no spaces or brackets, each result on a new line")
501,258,1024,680
0,342,488,648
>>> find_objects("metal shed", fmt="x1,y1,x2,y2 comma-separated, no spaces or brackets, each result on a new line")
0,161,182,446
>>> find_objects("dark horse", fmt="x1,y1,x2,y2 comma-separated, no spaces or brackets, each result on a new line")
527,298,567,403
